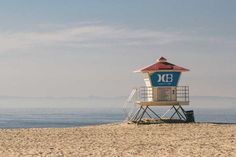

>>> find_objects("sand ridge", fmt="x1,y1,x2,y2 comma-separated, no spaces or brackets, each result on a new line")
0,123,235,157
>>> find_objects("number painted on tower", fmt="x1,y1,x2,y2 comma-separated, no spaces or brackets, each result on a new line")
150,72,180,87
157,74,173,83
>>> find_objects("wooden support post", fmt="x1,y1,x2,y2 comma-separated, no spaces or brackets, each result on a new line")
131,107,142,121
137,106,148,124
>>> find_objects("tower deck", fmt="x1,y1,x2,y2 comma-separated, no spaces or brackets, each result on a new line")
135,86,189,106
136,101,189,106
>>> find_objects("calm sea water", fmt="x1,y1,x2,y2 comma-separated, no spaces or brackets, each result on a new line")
0,97,235,128
0,108,124,129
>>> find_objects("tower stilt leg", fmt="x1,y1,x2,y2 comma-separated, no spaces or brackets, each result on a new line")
137,106,148,124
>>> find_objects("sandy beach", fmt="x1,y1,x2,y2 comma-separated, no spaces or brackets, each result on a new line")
0,123,235,157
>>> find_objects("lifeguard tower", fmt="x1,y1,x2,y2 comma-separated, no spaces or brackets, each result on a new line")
124,57,194,124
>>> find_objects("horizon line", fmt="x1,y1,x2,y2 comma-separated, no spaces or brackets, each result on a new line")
0,95,235,99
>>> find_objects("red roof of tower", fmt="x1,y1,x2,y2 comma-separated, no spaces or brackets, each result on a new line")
135,57,189,72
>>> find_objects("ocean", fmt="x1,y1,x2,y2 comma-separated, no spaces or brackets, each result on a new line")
0,96,235,128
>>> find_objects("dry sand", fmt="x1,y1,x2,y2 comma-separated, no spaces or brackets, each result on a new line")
0,123,235,157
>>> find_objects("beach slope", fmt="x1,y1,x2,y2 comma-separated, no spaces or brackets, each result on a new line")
0,123,235,157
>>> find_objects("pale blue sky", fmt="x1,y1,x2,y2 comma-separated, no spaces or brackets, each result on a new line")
0,0,235,97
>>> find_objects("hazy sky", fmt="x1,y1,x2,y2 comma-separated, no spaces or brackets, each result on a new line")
0,0,236,97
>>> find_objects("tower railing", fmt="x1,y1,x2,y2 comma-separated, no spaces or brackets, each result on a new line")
137,86,189,102
176,86,189,102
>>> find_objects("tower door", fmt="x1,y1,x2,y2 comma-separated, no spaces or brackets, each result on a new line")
153,87,177,101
